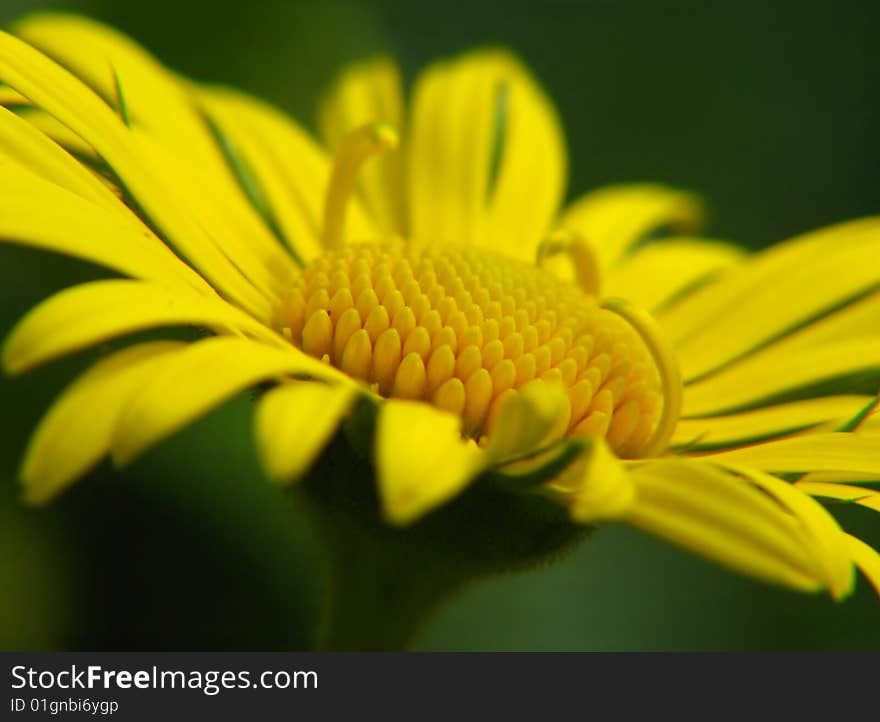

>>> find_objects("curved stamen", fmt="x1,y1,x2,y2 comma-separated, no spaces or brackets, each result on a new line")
322,121,399,249
538,229,600,296
600,297,682,457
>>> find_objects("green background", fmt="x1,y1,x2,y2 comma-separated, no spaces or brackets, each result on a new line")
1,0,878,650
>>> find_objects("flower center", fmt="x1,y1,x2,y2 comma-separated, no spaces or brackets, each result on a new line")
277,243,674,458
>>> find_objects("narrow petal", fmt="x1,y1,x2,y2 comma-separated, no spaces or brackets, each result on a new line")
0,29,282,319
703,432,880,479
0,168,208,291
672,396,872,452
197,86,378,263
605,237,745,312
111,336,346,465
14,13,245,196
0,83,28,105
21,341,185,503
661,216,880,357
844,534,880,596
408,49,565,259
555,438,635,523
682,338,880,416
795,481,880,512
14,106,99,159
484,379,570,461
0,103,119,212
2,279,284,374
720,464,854,598
559,184,703,274
623,459,832,593
675,222,880,381
319,57,407,234
376,400,485,525
255,381,357,483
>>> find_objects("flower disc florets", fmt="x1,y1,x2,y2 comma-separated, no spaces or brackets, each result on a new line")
277,243,663,458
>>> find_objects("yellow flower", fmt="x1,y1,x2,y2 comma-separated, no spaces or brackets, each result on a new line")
2,12,880,604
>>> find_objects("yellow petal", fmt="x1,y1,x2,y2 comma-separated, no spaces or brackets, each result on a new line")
0,103,118,212
255,381,357,483
0,29,277,319
795,481,880,512
672,395,872,452
197,85,377,263
844,534,880,597
662,218,880,358
111,336,346,465
484,379,570,461
0,83,28,105
605,237,745,312
559,184,703,274
133,128,299,303
721,463,854,599
623,459,831,593
14,13,240,190
21,341,185,503
376,400,485,525
0,167,208,291
703,432,880,478
674,219,880,381
2,279,283,374
408,49,565,259
319,56,407,234
555,438,635,523
14,106,98,159
682,338,880,417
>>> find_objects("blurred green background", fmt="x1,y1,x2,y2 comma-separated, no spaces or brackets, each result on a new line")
1,0,879,650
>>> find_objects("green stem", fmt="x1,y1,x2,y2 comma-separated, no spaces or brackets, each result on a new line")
300,436,591,651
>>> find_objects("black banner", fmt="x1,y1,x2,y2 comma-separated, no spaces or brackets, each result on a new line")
2,652,873,719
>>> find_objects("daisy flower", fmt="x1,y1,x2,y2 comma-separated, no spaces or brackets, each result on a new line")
2,12,880,639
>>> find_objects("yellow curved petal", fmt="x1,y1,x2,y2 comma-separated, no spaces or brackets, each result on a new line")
376,400,485,525
255,381,357,483
0,104,116,211
720,464,854,599
2,279,284,374
672,396,873,452
319,57,406,234
554,438,635,523
559,184,704,274
795,481,880,512
14,106,98,159
674,221,880,381
408,49,565,259
0,28,282,319
844,534,880,597
14,13,237,187
662,216,880,345
14,14,301,299
702,432,880,477
0,83,28,105
21,341,185,504
605,237,745,312
0,168,208,291
682,338,880,417
196,87,372,264
624,459,832,593
133,127,299,302
111,336,347,466
484,379,570,461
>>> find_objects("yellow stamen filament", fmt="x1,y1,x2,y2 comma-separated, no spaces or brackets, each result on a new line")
322,122,399,249
538,229,601,296
599,297,683,457
278,245,675,458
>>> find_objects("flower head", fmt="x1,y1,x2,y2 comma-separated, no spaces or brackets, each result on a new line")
2,13,880,602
